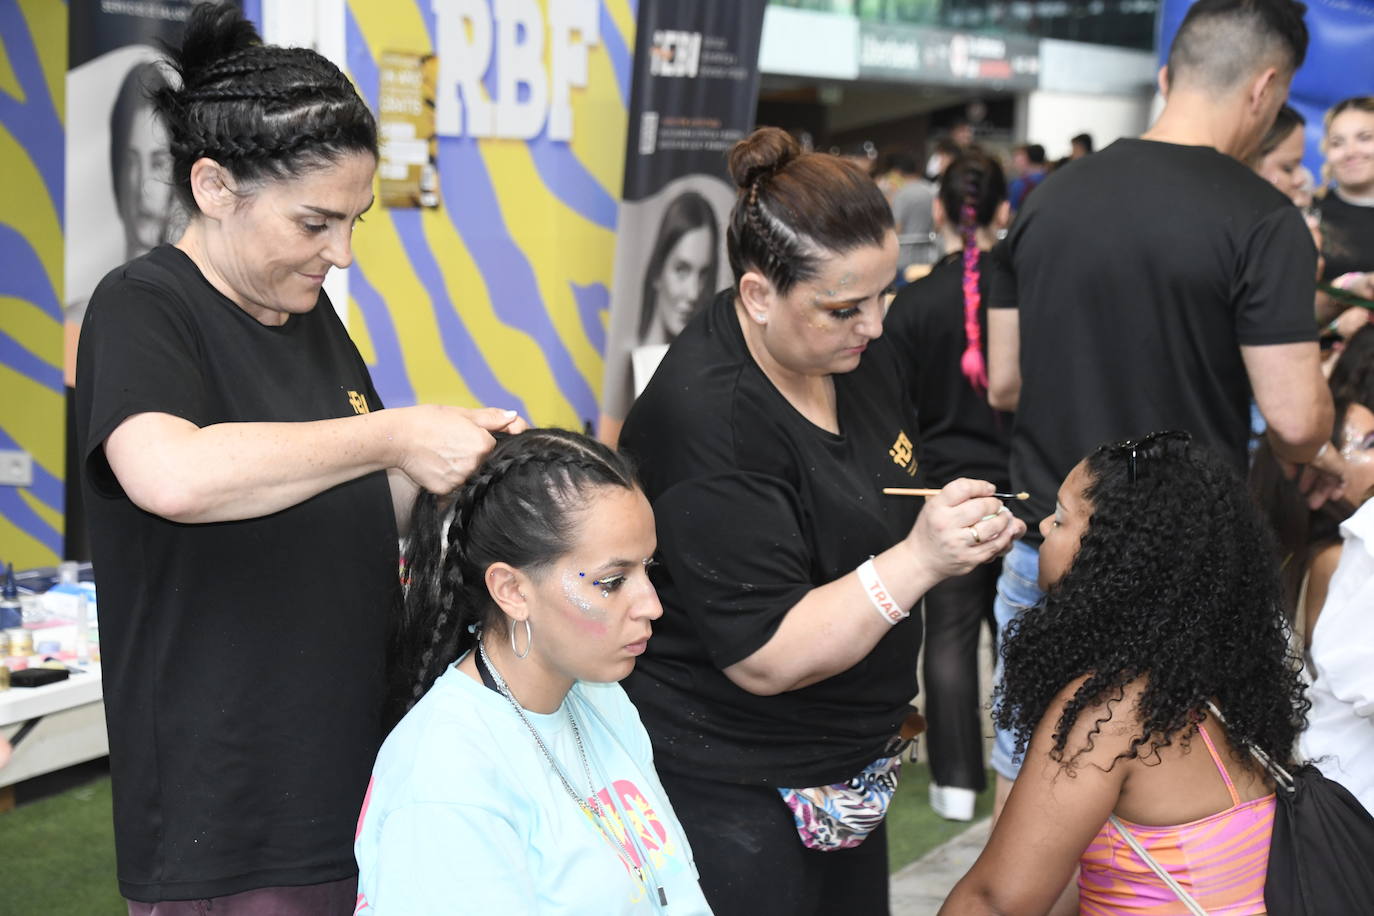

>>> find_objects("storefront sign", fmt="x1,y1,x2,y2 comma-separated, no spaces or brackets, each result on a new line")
857,22,1040,89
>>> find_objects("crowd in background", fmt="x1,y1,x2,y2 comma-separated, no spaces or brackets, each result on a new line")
851,83,1374,846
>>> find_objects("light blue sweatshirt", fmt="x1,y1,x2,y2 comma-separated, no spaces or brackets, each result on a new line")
355,660,712,914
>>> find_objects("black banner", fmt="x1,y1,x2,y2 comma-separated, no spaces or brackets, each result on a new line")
598,0,768,437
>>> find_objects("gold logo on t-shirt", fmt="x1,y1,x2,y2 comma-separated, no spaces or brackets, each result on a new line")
889,431,917,476
347,390,371,415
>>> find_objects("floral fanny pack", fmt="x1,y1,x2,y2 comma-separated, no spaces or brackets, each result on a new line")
778,753,903,851
777,707,924,852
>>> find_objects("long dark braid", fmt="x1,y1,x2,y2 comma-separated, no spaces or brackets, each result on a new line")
386,429,638,724
152,3,377,213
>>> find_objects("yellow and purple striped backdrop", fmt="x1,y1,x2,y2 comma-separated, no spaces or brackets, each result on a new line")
0,0,65,567
345,0,634,425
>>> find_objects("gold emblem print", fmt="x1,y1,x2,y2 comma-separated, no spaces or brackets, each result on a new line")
347,390,371,415
889,431,917,476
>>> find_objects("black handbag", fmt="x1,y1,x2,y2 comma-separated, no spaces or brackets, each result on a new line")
1262,759,1374,915
1203,702,1374,915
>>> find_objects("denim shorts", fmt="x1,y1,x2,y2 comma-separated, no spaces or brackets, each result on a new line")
990,539,1044,780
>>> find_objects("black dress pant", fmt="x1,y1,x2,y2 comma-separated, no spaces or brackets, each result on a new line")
921,560,999,791
658,769,891,916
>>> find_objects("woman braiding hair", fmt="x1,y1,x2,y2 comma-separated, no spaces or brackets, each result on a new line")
77,3,525,911
360,429,712,914
883,147,1013,824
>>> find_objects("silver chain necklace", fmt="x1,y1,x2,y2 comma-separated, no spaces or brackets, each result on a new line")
476,640,662,901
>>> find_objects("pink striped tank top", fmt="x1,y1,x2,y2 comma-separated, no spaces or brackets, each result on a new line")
1078,723,1274,915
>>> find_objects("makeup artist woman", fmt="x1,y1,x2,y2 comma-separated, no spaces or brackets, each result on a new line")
618,126,1024,916
74,6,521,914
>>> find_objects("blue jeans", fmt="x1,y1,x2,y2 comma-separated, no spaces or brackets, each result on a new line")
990,539,1043,780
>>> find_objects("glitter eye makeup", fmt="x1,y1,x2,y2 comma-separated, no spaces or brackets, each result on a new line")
561,571,607,622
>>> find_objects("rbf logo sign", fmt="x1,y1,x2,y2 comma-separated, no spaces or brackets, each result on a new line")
432,0,600,140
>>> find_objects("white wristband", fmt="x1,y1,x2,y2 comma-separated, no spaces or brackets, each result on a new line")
857,558,908,625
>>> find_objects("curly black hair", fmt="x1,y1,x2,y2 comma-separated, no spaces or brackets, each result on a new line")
995,433,1308,771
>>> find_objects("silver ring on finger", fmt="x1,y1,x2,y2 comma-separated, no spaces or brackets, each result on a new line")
967,525,982,546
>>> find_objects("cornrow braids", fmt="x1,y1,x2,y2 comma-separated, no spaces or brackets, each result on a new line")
154,2,377,214
386,429,639,724
744,179,800,292
171,122,364,167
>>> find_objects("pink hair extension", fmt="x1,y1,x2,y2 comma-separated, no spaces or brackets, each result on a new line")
959,195,987,394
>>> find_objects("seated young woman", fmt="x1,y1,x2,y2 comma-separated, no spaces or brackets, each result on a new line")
354,429,711,914
943,431,1306,915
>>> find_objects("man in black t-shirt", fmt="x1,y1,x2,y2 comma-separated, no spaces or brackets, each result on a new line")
983,0,1337,803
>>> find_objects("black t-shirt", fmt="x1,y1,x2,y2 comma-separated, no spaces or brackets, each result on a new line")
886,252,1012,490
991,139,1318,543
1317,191,1374,281
619,291,922,788
75,246,398,901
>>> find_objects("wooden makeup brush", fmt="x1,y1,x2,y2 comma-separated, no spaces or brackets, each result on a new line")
882,488,1030,500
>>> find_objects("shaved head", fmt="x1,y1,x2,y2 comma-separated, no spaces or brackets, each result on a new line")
1166,0,1308,93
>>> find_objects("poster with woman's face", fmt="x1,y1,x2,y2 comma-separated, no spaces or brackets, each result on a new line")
63,0,218,384
599,174,735,427
597,0,768,443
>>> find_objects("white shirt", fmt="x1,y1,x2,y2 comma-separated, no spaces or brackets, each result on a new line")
1302,500,1374,815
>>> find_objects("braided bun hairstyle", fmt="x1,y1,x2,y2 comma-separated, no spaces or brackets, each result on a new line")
936,150,1006,395
153,2,377,213
725,126,893,296
389,429,639,720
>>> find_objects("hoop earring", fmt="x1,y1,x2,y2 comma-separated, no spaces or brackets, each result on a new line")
511,618,533,659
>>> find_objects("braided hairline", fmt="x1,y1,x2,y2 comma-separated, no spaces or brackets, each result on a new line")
746,178,821,291
170,39,361,165
172,121,360,165
191,45,335,87
182,82,346,105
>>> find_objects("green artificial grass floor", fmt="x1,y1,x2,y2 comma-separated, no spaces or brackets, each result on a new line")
0,758,992,913
886,763,996,873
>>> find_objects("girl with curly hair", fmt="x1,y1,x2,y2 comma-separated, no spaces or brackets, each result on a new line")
943,431,1307,914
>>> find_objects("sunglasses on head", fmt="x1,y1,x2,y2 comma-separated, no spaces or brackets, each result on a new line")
1110,430,1192,483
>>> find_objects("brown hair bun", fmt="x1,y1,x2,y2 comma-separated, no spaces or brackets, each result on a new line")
727,126,800,190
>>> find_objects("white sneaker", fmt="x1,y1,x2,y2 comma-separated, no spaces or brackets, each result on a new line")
929,782,976,822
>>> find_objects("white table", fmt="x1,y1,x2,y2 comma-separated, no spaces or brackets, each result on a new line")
0,661,107,789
